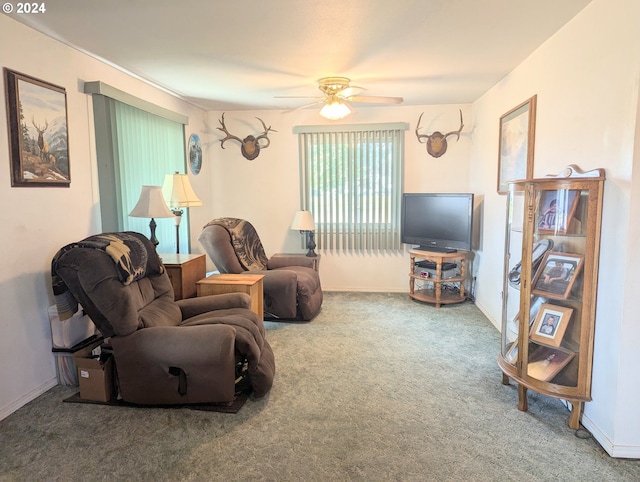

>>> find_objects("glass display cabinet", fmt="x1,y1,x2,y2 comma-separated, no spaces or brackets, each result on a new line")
497,165,605,429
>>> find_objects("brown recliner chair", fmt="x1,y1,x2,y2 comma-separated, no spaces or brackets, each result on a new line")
51,231,275,405
198,218,323,321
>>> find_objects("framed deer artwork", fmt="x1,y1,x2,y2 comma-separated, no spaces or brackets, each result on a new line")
4,68,71,187
497,95,537,194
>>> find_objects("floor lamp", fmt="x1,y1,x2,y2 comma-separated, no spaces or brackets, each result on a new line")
162,172,203,254
129,185,174,247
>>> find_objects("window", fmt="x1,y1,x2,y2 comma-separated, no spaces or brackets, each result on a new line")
86,82,189,254
296,123,407,252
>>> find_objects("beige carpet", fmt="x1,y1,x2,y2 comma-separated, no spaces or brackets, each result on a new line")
1,292,639,481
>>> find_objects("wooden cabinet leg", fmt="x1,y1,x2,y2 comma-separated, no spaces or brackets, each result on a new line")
409,255,415,296
568,401,582,430
501,373,510,385
517,384,528,412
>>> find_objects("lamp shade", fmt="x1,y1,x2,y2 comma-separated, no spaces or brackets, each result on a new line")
290,210,315,231
129,185,174,218
162,172,203,209
319,96,351,120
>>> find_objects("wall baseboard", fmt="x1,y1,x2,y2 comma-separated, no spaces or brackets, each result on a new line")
581,412,640,459
0,377,57,421
474,300,499,330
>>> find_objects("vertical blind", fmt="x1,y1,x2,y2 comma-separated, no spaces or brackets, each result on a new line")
296,123,407,252
88,83,188,254
112,101,186,254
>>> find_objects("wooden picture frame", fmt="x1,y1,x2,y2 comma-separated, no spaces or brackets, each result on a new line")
527,344,575,382
532,252,584,299
536,189,580,234
505,340,518,365
530,303,573,347
4,68,71,187
497,95,537,194
529,295,547,327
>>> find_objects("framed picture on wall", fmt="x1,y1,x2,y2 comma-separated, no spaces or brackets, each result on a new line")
497,95,537,194
4,68,71,187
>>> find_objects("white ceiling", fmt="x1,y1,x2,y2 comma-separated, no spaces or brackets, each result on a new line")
8,0,592,111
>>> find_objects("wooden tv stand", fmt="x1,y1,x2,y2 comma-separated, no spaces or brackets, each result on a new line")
409,248,467,308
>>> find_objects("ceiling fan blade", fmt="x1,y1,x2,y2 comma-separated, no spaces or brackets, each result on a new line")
340,86,365,97
346,95,404,104
282,99,326,112
274,95,323,99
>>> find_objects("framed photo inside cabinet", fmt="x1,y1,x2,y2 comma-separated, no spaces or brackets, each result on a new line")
536,189,580,235
4,68,70,187
530,303,573,347
526,344,575,382
497,95,536,194
532,252,584,300
529,296,547,327
505,340,518,365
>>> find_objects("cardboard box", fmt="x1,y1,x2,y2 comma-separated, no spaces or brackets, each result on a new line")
74,340,114,402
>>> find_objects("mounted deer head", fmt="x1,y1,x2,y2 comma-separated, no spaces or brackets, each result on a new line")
217,113,277,160
415,110,464,158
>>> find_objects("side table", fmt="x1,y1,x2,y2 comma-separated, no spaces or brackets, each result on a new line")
196,273,265,319
408,248,467,308
160,253,206,300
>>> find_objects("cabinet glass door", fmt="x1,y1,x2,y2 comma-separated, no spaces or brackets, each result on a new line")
523,186,589,388
500,187,525,365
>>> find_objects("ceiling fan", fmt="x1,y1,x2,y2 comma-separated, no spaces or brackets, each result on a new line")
276,77,403,119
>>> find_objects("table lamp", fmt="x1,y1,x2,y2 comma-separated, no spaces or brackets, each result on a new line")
129,185,174,247
290,210,317,257
162,172,203,253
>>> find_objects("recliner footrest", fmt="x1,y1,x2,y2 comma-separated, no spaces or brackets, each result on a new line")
111,324,237,405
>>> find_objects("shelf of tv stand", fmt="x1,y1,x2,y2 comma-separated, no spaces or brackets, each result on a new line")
409,248,467,308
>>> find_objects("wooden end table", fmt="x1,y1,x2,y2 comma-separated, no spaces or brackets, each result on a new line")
196,273,264,319
160,253,206,300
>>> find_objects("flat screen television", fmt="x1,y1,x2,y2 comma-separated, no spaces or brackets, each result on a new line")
401,193,474,253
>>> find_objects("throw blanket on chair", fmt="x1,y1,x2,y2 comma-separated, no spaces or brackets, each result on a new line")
51,232,163,319
203,218,269,271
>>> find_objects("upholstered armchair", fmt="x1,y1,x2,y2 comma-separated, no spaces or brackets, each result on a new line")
198,218,323,321
51,231,275,405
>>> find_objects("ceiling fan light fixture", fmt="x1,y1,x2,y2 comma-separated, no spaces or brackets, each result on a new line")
319,95,351,120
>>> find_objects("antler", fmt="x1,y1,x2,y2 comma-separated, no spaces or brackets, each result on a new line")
254,117,277,148
444,109,464,141
217,112,243,149
415,112,430,144
31,116,48,133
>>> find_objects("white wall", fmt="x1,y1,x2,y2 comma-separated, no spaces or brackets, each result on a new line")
470,0,640,457
205,105,473,292
0,15,209,419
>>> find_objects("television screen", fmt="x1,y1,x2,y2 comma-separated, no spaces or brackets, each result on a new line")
401,193,474,252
